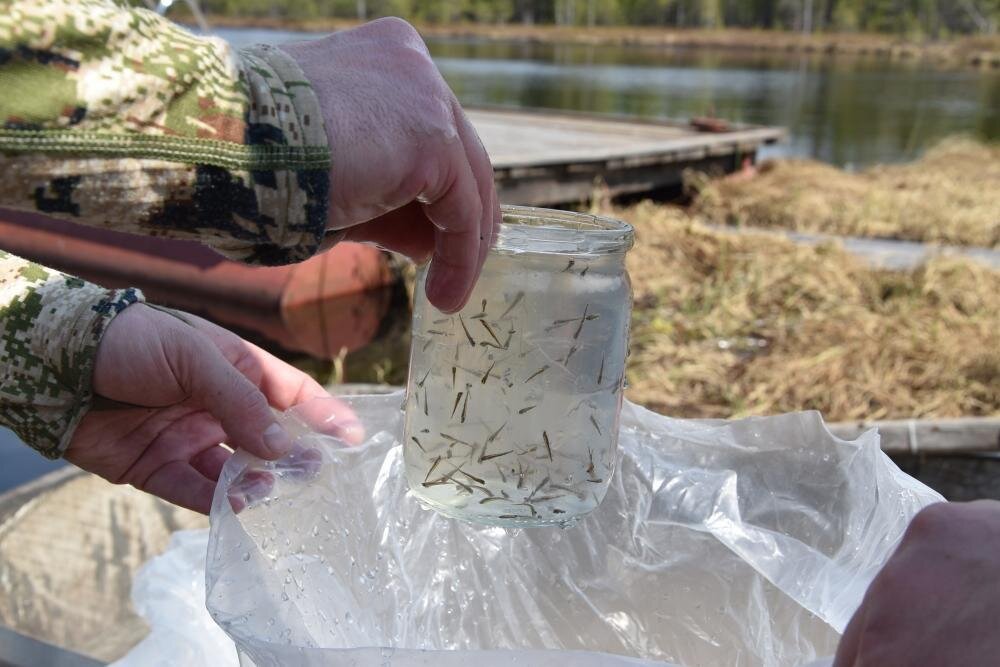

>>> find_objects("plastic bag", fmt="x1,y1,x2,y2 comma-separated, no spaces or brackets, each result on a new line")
195,391,941,667
114,530,238,667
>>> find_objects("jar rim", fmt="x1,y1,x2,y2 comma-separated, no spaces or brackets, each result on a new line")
494,205,634,257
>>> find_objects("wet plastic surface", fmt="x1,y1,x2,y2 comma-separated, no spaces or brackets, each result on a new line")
130,392,944,666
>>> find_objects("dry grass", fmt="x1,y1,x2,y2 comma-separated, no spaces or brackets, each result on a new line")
353,201,999,421
692,137,1000,248
613,201,1000,421
343,148,1000,421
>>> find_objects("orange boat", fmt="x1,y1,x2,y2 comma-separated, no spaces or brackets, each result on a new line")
0,209,400,360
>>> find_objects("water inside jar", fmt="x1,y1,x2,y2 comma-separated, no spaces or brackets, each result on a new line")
403,248,629,528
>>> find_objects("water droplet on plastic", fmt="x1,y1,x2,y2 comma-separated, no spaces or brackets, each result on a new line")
281,591,289,601
241,551,251,561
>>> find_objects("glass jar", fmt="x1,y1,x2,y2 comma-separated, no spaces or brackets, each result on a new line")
403,205,634,527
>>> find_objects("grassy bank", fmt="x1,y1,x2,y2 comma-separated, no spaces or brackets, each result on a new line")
614,202,1000,421
691,137,1000,248
197,14,1000,69
323,137,1000,422
336,201,999,422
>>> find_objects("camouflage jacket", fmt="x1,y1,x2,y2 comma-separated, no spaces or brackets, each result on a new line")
0,0,330,458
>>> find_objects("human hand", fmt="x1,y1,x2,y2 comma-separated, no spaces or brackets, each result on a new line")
833,500,1000,667
65,304,362,514
280,18,501,313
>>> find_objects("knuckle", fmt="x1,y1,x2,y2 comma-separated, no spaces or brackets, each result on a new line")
865,562,902,603
233,378,266,411
853,637,893,667
160,321,207,376
114,466,147,489
108,471,131,486
368,16,421,42
905,502,952,541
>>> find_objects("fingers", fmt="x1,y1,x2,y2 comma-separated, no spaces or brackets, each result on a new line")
421,131,487,313
227,470,274,514
453,100,500,274
232,342,365,445
190,445,232,482
288,398,364,443
142,461,218,515
832,598,867,667
172,310,364,444
342,100,497,313
175,332,294,460
341,201,435,261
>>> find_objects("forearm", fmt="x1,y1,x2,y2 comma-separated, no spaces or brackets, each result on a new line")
0,251,141,458
0,0,329,265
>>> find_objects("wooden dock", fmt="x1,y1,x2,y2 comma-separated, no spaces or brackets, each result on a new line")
468,107,785,205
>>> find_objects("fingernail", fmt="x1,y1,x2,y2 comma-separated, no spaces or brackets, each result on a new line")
339,420,365,444
426,264,463,313
228,470,274,514
262,423,294,458
283,444,323,481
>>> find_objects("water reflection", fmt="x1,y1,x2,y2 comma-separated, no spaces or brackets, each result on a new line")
278,280,412,388
429,39,1000,167
215,27,1000,167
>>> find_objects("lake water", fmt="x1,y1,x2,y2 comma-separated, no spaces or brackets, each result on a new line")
217,27,1000,168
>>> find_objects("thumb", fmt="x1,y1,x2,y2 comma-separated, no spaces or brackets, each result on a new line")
176,334,294,460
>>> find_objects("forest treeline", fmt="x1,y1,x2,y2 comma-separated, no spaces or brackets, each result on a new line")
192,0,999,36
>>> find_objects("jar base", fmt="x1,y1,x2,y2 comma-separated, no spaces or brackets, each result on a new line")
413,492,588,530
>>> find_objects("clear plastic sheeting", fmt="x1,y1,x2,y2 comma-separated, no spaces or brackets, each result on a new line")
200,392,941,667
113,531,238,667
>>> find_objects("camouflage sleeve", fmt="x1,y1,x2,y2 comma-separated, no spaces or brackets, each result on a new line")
0,251,142,458
0,0,329,266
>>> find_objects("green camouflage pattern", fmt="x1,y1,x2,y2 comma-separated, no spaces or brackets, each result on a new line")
0,0,330,265
0,251,142,458
0,0,331,456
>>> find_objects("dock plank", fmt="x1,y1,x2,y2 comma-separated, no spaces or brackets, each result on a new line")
466,107,784,205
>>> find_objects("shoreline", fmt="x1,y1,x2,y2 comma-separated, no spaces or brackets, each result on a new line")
194,15,1000,69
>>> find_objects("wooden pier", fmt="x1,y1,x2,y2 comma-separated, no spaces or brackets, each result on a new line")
469,107,785,205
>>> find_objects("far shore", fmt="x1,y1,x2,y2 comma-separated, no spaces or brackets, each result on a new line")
192,14,1000,69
